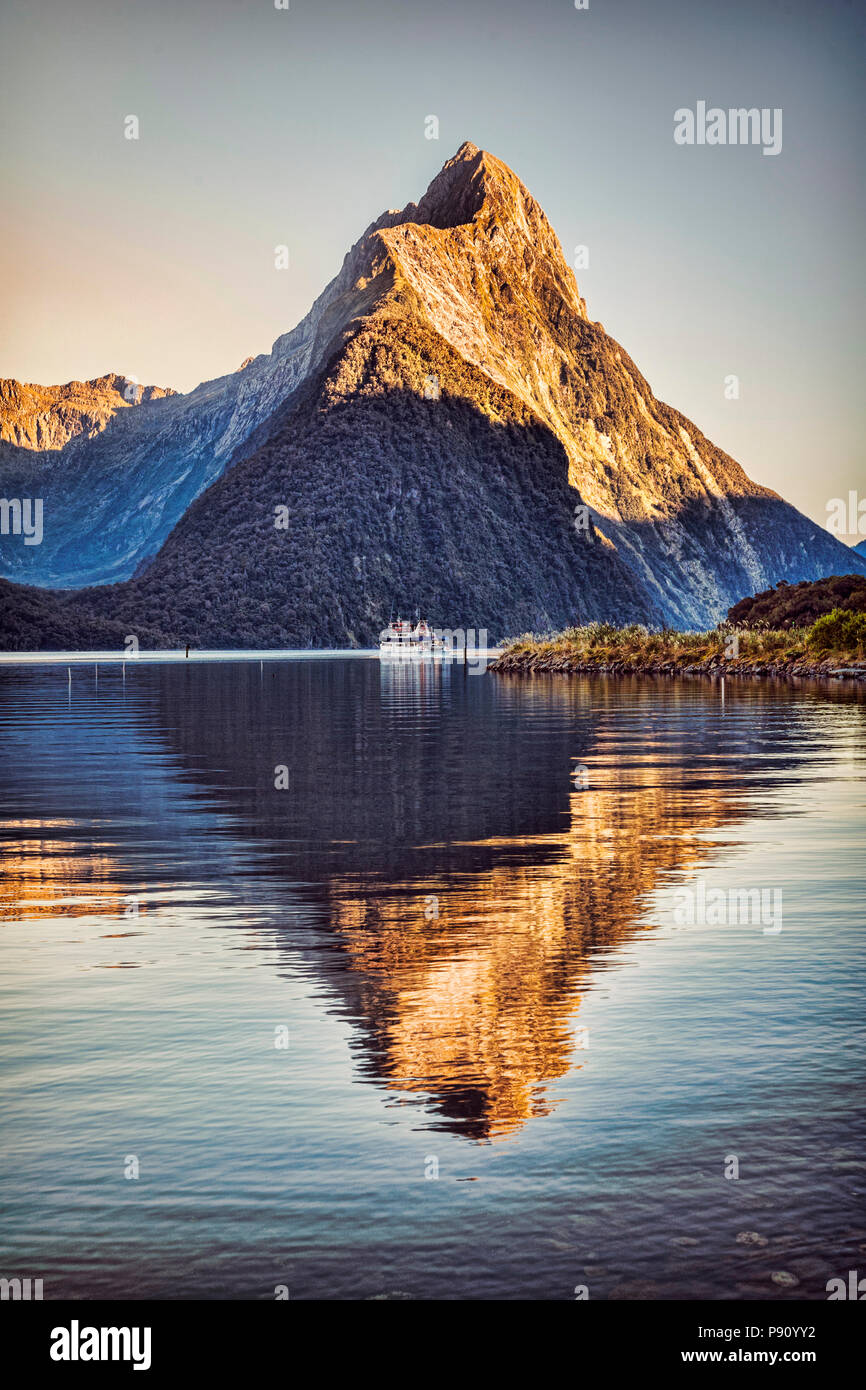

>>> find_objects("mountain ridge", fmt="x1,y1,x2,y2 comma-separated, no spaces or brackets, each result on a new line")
1,141,863,647
0,373,176,451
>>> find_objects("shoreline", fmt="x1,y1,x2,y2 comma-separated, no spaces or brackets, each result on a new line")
0,648,382,667
2,645,863,683
490,652,866,682
0,646,498,668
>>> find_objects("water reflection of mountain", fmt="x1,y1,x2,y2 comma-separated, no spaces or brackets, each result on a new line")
147,661,863,1141
3,660,860,1138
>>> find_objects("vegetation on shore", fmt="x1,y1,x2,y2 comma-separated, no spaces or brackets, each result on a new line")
727,573,866,628
491,608,866,677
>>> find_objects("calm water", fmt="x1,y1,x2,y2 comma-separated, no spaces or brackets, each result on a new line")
1,658,864,1300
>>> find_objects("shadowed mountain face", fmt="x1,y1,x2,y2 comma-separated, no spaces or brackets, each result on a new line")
44,320,660,646
0,225,394,588
1,141,862,639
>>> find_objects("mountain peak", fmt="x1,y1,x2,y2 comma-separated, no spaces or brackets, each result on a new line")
360,142,589,391
408,141,534,232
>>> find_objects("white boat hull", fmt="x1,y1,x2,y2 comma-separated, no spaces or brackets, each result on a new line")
379,641,449,658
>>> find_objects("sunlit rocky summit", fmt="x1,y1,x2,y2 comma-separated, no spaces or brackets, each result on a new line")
1,142,862,647
0,374,176,453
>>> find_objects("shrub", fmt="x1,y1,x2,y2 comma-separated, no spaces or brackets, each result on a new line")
806,608,866,654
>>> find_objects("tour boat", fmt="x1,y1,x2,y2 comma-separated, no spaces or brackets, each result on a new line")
379,617,447,657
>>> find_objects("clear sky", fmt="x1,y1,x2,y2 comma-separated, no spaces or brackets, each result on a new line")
1,0,863,540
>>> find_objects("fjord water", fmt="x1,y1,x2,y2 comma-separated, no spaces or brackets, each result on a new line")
1,658,864,1301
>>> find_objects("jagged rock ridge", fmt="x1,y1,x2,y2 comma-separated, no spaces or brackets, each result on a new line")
0,374,175,451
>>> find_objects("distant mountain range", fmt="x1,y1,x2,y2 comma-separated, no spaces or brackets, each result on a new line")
1,141,863,649
0,374,176,453
853,539,866,559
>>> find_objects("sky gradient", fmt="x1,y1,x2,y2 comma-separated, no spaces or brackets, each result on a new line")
1,0,864,540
